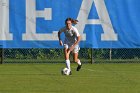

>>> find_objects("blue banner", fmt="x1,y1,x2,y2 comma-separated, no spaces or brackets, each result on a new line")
0,0,140,48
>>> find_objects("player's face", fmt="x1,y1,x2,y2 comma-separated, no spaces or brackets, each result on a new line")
66,20,72,30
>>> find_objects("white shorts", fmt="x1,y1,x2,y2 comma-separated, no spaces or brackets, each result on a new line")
64,44,80,53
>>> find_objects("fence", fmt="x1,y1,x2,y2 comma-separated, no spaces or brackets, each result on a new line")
0,48,140,64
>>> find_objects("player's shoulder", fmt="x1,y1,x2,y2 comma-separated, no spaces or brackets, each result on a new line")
59,26,67,32
71,26,80,36
71,26,78,31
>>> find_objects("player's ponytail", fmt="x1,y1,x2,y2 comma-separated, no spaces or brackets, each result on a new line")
71,19,78,24
65,18,78,25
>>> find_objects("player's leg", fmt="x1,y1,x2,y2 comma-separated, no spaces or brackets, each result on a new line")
73,46,82,71
64,44,71,73
73,52,82,71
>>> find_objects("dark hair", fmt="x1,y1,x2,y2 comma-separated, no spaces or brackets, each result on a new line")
65,18,78,24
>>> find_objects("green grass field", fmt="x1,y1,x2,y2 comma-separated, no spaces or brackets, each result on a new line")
0,63,140,93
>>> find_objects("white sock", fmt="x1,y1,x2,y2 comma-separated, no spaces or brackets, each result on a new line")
77,59,81,65
66,59,71,71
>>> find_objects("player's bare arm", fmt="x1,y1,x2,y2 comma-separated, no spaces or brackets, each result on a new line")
58,31,63,46
69,36,81,51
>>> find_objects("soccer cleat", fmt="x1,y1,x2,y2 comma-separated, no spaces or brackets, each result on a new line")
69,71,72,75
77,64,82,71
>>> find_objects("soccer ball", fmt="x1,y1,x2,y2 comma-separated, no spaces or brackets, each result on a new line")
61,68,70,75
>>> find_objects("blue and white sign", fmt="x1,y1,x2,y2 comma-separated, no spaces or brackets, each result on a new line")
0,0,140,48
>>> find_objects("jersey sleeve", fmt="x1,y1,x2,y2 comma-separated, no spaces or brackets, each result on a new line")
59,27,65,33
73,27,80,37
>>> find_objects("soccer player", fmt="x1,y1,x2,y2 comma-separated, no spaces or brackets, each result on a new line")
58,18,82,74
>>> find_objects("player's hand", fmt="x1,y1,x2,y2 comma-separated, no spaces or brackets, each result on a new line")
59,40,63,46
69,45,75,51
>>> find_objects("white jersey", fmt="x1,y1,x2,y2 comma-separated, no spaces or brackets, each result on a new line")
59,26,80,46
